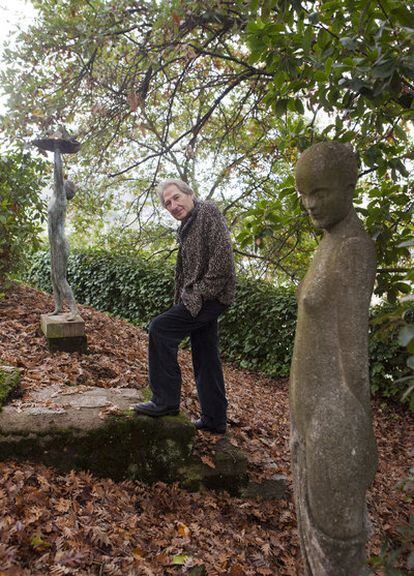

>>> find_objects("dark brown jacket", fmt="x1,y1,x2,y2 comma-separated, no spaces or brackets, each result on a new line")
174,199,236,317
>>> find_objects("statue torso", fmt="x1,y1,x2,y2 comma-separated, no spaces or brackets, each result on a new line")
290,213,376,437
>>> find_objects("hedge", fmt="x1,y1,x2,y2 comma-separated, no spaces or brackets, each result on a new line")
27,250,411,405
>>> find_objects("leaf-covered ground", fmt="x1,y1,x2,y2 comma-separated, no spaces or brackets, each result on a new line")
0,284,412,576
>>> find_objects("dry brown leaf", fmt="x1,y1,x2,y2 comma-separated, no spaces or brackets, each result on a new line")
229,563,246,576
201,455,216,469
176,521,191,538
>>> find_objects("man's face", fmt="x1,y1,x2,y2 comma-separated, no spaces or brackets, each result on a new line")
162,185,194,221
296,170,353,230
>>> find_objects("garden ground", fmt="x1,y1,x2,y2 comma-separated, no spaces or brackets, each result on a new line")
0,283,412,575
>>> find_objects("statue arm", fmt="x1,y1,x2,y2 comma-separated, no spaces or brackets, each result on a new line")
53,150,66,204
336,236,376,407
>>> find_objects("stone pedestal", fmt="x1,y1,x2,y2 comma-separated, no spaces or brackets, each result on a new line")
41,313,87,353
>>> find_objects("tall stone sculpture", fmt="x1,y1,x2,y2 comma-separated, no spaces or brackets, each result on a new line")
290,142,377,576
33,135,80,321
33,135,87,353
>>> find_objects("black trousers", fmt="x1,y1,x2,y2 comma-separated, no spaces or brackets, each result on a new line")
148,300,228,426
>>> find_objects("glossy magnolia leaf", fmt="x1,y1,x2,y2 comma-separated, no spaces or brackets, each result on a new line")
339,36,357,50
398,325,414,347
274,98,289,115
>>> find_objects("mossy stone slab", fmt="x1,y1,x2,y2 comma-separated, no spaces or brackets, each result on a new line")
0,384,251,492
0,366,21,409
180,438,249,495
0,385,195,483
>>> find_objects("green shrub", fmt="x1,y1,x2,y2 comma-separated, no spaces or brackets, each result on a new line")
369,305,413,406
0,151,46,286
27,250,411,406
27,250,175,326
219,278,296,377
27,250,296,376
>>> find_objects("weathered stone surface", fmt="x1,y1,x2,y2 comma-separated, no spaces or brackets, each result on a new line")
0,385,250,491
290,142,377,576
180,438,248,495
41,313,87,353
0,385,195,483
0,366,22,409
32,137,81,154
47,335,88,354
41,313,85,338
0,385,139,432
241,475,287,500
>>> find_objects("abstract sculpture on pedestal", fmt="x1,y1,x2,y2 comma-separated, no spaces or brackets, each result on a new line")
290,142,377,576
33,133,87,353
33,134,80,321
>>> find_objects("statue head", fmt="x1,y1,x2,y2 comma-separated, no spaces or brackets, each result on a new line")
64,180,76,201
295,141,358,230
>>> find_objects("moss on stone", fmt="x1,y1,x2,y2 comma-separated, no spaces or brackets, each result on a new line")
0,388,251,494
142,387,152,402
0,411,195,484
178,462,204,492
0,367,21,410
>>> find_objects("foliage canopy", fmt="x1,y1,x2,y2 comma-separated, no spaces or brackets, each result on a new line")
0,0,413,297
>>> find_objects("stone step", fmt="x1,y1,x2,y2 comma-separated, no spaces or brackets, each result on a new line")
0,384,249,494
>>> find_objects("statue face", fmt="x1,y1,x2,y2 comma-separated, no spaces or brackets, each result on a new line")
296,172,353,230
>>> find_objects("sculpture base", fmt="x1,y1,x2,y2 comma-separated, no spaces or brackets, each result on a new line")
41,313,87,354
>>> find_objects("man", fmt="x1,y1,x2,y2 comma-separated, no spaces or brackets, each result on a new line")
133,179,236,434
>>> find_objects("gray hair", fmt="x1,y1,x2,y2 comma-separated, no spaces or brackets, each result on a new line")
156,179,195,207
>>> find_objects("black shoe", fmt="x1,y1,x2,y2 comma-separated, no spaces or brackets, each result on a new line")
193,418,226,434
133,401,179,417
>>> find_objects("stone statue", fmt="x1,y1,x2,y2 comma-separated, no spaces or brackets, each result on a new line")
33,135,81,321
290,141,377,576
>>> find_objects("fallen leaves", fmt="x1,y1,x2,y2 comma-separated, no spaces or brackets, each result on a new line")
201,455,216,469
176,522,191,538
0,284,412,575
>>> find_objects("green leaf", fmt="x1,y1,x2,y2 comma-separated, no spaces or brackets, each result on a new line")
399,325,414,347
340,37,357,50
371,60,395,79
274,98,289,115
294,99,305,114
397,238,414,248
172,554,190,565
325,57,334,76
393,124,408,142
390,6,414,27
